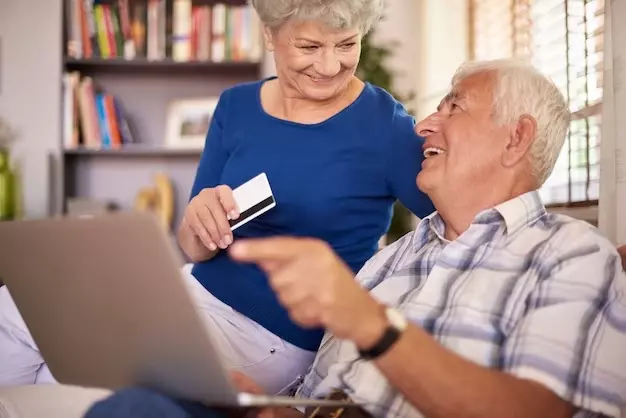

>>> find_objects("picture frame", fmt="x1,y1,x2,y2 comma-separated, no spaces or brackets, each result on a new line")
164,97,218,149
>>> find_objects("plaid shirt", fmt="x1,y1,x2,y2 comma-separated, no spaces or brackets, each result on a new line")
297,191,626,417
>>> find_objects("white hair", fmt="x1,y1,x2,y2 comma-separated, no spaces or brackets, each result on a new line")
451,59,571,187
249,0,385,35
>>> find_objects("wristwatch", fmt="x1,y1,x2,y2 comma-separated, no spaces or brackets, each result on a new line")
358,307,408,360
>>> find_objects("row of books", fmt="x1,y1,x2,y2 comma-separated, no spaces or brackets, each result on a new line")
63,71,136,150
65,0,263,63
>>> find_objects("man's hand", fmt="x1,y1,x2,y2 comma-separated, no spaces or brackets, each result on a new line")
229,237,387,348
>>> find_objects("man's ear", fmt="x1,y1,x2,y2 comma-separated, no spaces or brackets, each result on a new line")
263,26,275,51
502,114,536,168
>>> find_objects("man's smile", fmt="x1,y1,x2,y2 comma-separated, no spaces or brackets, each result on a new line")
423,146,445,158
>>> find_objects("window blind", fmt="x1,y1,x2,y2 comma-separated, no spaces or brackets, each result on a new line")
469,0,604,205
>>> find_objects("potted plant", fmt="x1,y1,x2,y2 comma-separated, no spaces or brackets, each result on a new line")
0,117,17,221
357,31,417,245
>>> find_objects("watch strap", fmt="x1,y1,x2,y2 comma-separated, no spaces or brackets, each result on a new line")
357,325,401,360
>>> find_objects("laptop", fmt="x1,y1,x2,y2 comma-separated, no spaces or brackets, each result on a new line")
0,212,359,409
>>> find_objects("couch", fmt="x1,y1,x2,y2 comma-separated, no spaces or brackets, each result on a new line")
0,385,110,418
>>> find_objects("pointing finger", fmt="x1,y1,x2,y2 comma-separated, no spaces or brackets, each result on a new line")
229,237,315,264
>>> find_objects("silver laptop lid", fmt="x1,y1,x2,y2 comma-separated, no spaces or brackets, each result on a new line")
0,212,239,406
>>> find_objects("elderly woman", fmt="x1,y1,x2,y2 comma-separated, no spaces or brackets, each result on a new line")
0,0,433,395
175,0,433,392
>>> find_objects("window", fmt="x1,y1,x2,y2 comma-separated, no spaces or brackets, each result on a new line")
470,0,533,60
469,0,604,205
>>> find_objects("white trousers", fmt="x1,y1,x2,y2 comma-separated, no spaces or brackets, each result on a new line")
0,266,315,394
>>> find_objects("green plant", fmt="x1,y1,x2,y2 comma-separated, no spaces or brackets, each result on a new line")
356,32,415,111
356,29,416,244
0,117,17,151
0,117,18,220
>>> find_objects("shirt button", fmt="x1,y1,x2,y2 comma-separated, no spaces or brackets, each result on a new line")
270,348,276,354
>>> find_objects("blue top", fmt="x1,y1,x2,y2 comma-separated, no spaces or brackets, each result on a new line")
190,78,434,351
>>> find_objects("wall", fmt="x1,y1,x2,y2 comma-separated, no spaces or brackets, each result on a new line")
370,0,421,111
369,0,470,117
0,0,63,218
414,0,470,120
598,0,626,245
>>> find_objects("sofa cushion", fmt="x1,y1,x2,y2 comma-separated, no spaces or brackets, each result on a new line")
0,385,111,418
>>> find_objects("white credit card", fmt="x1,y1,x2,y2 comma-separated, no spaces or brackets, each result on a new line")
230,172,276,231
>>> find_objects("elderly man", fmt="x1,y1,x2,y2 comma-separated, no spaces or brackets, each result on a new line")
86,58,626,418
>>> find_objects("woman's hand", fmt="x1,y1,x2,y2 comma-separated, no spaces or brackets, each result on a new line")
183,185,239,251
230,372,303,418
231,371,264,394
177,185,240,262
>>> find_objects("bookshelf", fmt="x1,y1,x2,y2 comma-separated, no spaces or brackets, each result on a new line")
61,0,266,231
63,145,203,157
64,57,262,75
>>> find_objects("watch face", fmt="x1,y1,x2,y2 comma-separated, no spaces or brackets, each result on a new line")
386,308,408,330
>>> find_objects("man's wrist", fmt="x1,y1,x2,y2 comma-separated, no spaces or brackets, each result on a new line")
351,302,388,350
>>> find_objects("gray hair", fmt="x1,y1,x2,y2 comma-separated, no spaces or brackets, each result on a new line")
249,0,385,35
451,59,571,187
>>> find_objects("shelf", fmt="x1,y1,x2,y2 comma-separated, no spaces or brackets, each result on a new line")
63,146,203,158
191,0,250,5
64,58,262,76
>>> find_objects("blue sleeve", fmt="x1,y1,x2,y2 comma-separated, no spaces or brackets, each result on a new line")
384,104,435,218
189,90,231,200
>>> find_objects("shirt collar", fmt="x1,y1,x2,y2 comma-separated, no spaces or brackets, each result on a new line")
412,211,448,250
490,190,546,236
412,190,546,250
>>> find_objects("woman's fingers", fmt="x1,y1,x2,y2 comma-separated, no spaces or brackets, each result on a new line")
204,196,232,248
188,185,239,251
186,209,217,251
215,185,239,220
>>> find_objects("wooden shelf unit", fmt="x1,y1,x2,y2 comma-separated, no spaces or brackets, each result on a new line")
63,146,204,158
64,57,262,76
61,0,266,229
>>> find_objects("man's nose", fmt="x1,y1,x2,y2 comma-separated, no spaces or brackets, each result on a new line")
314,51,341,77
416,124,435,137
415,113,443,137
